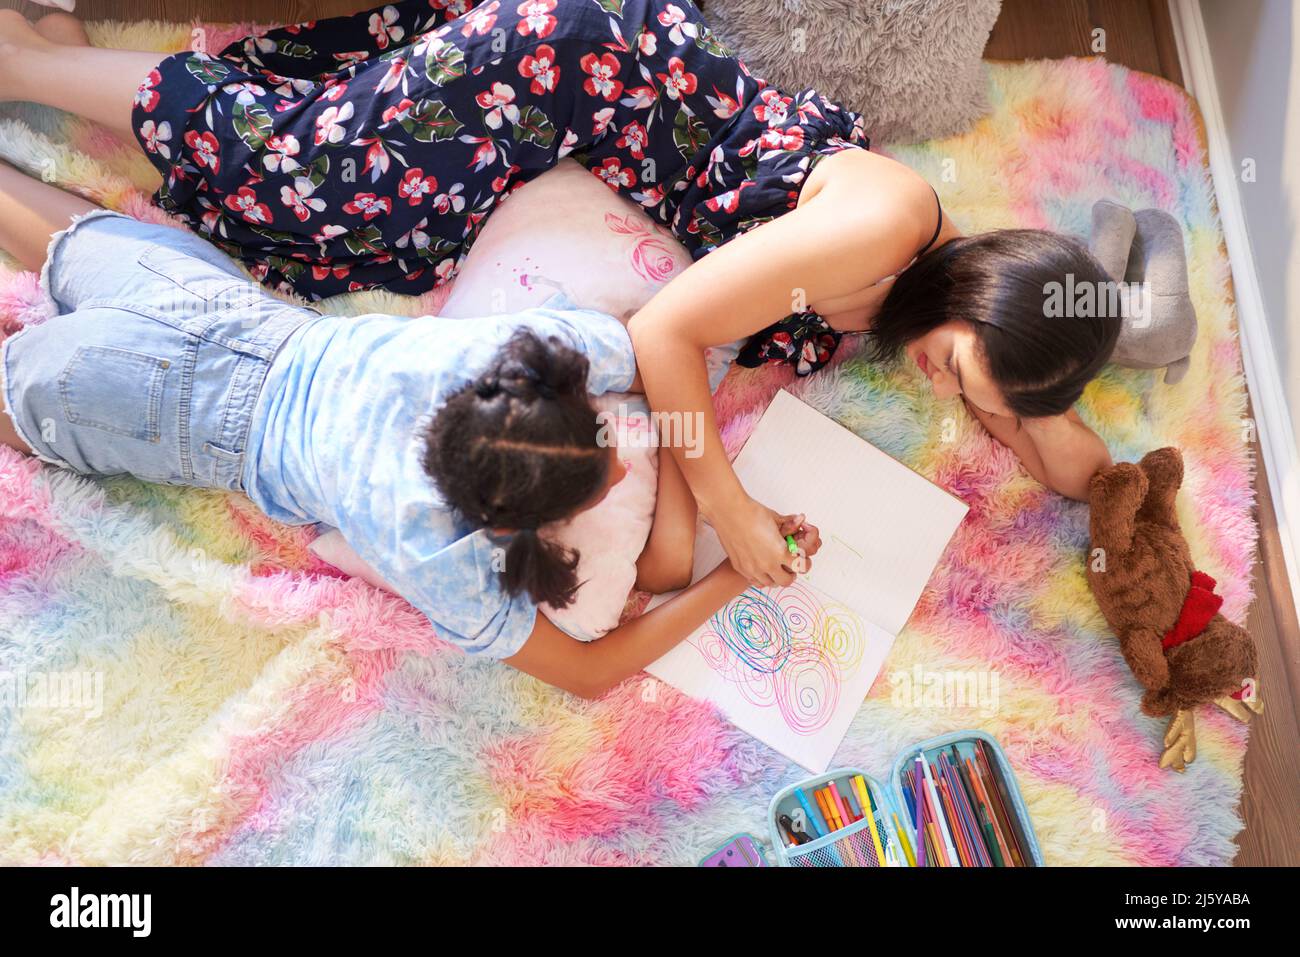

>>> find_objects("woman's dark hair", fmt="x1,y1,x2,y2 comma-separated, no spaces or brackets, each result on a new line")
422,329,607,609
867,229,1122,418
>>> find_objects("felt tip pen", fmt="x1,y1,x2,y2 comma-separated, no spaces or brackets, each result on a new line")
794,787,827,838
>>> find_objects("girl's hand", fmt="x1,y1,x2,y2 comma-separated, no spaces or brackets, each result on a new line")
712,498,801,588
778,513,821,576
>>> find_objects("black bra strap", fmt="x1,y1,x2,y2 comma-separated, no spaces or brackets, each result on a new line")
917,186,944,257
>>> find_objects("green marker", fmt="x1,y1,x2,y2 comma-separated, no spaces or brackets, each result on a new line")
785,534,799,555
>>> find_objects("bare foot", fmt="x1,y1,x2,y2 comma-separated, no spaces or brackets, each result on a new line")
0,10,53,100
34,12,90,48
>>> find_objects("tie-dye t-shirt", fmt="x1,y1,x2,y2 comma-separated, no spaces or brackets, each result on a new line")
242,295,637,658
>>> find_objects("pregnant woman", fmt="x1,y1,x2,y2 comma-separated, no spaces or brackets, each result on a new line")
0,2,1119,587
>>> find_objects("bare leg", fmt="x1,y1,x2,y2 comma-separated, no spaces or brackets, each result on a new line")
0,159,102,456
0,369,34,456
0,10,161,144
0,161,97,272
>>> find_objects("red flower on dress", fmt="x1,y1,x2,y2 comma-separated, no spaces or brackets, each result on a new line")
753,88,792,126
656,57,697,101
135,69,162,113
580,52,624,101
184,130,221,174
343,192,394,220
225,186,273,225
460,1,500,36
704,181,754,214
594,157,636,190
383,98,418,124
312,263,351,281
518,44,560,95
399,168,438,205
756,126,805,153
616,121,649,159
515,0,557,39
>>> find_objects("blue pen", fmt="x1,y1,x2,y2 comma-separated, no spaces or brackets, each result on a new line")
794,787,828,838
901,778,916,822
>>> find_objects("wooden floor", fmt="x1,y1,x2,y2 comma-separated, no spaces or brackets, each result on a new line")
6,0,1297,866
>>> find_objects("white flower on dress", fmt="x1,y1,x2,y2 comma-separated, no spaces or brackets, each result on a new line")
475,82,519,130
262,134,302,173
314,103,355,146
368,6,406,49
656,5,699,45
280,177,327,222
139,120,172,159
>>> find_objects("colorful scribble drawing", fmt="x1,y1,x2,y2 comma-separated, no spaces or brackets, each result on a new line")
691,582,867,735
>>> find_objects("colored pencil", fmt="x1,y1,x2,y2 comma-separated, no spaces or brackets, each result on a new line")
949,752,991,867
980,809,1005,867
976,741,1026,866
913,769,927,868
965,757,1013,866
894,812,917,867
942,754,989,867
920,752,960,866
926,822,946,866
937,778,970,866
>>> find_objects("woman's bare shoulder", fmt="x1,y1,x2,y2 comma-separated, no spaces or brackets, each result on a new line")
802,148,939,257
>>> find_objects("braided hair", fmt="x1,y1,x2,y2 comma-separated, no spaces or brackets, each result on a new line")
422,329,609,609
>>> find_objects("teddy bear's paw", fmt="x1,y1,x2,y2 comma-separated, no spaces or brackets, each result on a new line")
1139,447,1184,489
1215,686,1264,723
1089,461,1147,512
1159,708,1197,772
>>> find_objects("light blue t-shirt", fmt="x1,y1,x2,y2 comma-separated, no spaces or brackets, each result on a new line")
242,296,638,659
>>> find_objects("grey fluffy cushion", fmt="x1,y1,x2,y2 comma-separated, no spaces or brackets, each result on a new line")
702,0,1001,143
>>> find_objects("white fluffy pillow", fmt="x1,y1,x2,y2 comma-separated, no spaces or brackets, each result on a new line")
440,159,740,390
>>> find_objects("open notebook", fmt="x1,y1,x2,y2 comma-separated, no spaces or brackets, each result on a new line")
647,390,969,772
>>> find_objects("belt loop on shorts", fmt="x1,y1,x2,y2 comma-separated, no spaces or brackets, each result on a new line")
244,305,319,357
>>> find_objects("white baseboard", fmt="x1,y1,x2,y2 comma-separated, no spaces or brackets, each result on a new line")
1168,0,1300,613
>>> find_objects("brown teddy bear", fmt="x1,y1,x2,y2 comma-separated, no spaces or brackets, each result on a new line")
1087,447,1262,771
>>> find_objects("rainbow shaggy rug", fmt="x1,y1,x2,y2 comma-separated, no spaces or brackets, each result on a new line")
0,23,1256,865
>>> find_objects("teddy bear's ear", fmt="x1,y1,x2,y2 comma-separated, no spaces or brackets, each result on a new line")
1136,447,1184,530
1138,447,1184,487
1088,462,1148,557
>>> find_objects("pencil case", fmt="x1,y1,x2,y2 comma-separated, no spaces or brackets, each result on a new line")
765,730,1043,867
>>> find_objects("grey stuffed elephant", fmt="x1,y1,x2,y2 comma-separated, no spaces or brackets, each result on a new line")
1089,199,1198,384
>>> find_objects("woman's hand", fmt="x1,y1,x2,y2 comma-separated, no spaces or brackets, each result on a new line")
711,498,818,587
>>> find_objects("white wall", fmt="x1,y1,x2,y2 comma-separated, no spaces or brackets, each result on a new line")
1199,0,1299,443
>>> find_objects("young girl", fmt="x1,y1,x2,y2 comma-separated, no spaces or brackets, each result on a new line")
0,3,1117,591
0,162,820,698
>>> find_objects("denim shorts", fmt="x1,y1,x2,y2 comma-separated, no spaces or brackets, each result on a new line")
2,212,319,491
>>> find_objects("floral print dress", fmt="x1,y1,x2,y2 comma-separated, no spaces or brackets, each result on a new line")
134,0,869,374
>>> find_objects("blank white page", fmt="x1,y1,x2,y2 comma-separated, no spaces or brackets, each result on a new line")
724,389,968,633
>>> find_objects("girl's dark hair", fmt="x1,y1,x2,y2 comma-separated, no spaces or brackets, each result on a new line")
422,329,607,609
867,229,1122,418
